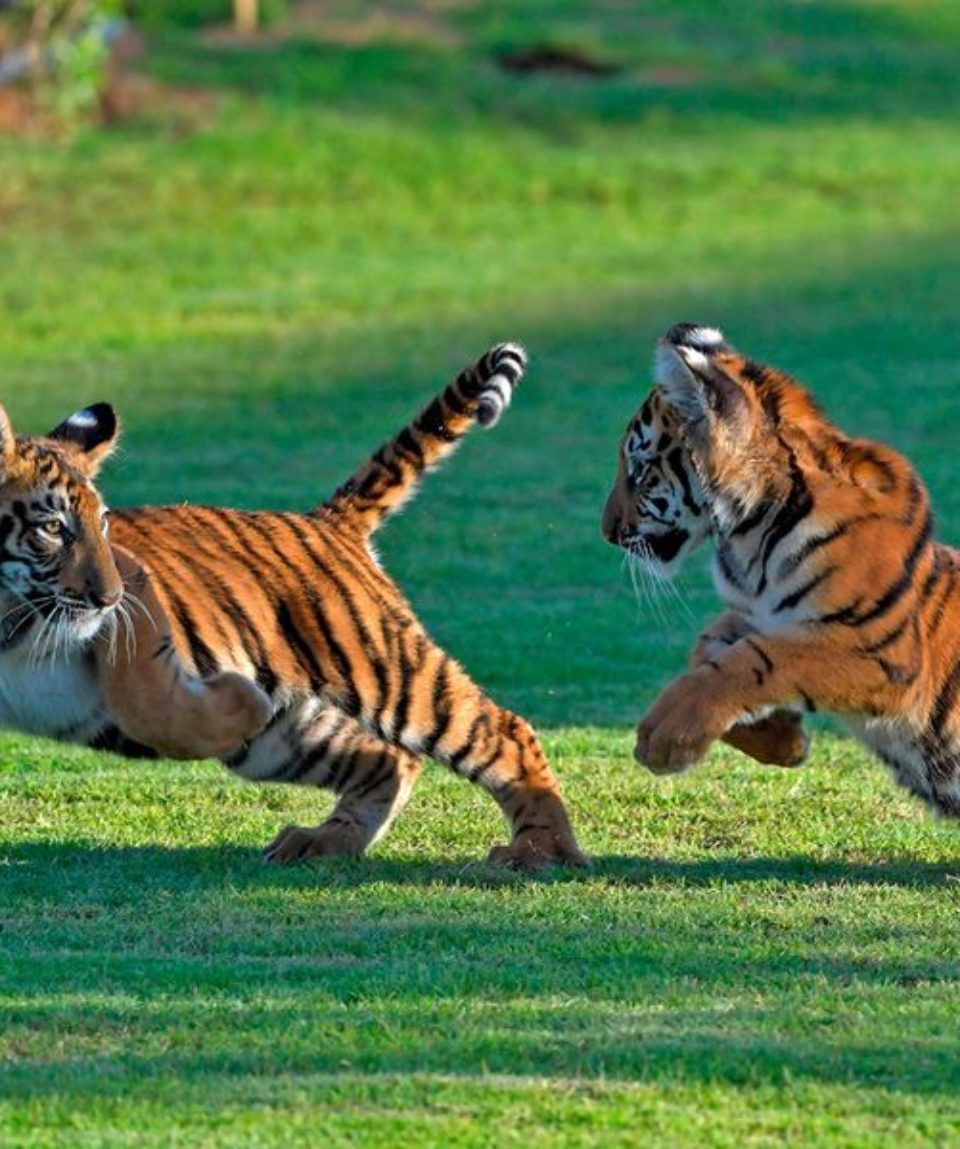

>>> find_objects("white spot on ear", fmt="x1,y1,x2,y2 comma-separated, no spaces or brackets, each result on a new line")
68,409,99,430
684,326,725,351
677,346,710,372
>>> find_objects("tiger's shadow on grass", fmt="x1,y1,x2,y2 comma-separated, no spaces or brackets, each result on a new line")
4,839,956,890
6,840,960,1101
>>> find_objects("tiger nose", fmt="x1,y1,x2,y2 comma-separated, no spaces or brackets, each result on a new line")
87,586,122,610
601,501,622,545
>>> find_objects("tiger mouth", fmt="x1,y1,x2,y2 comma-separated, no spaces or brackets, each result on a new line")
629,529,689,564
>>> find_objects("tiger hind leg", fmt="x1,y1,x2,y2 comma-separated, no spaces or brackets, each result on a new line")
357,649,585,869
100,545,272,759
280,585,585,870
258,708,423,863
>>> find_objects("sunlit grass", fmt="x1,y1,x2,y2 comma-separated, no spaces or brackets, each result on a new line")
3,1,960,1143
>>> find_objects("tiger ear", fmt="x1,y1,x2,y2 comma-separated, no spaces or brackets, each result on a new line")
654,324,747,442
48,402,120,477
0,404,16,481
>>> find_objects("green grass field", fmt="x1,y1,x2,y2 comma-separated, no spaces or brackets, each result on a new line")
3,1,960,1143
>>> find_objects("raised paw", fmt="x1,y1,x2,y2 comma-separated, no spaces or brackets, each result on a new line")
262,820,368,864
477,342,527,428
194,672,272,759
724,710,809,768
635,674,723,775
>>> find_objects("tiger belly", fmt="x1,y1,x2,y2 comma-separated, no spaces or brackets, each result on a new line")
224,696,327,782
0,644,109,744
844,715,960,815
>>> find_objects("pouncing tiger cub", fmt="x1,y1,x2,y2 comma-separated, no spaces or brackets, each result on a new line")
601,352,810,770
1,346,585,868
604,322,960,821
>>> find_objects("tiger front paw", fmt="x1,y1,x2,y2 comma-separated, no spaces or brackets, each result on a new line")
199,672,272,756
635,675,723,774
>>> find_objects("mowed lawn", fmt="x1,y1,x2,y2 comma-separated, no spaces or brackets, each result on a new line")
3,1,960,1143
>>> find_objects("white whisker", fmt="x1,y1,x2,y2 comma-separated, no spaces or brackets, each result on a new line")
121,588,155,630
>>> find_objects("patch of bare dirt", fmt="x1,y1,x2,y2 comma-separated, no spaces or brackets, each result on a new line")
0,87,43,135
202,0,463,49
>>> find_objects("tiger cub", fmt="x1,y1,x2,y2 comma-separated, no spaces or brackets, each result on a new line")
1,346,584,868
0,405,270,760
606,322,960,821
601,362,809,770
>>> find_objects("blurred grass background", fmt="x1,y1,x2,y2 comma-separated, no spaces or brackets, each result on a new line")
3,2,960,1144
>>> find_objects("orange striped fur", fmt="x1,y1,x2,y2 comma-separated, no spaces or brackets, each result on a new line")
608,323,960,819
86,344,581,867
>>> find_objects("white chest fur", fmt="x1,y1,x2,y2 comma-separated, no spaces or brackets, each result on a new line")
0,643,105,741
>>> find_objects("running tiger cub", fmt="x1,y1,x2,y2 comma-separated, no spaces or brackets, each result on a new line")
604,322,960,820
2,346,584,868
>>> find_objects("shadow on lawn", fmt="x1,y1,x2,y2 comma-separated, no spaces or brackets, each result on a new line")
4,838,960,1102
5,839,958,890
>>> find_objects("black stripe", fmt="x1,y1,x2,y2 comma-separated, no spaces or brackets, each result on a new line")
776,523,851,580
927,653,960,741
754,442,814,594
466,744,501,783
155,577,220,677
878,657,917,686
346,750,397,802
145,526,280,695
275,600,327,690
327,741,363,792
715,542,748,594
853,513,932,627
666,448,701,515
235,515,378,708
446,714,485,769
307,601,361,714
282,517,390,713
279,740,335,785
392,631,430,743
744,638,773,674
859,616,910,655
417,396,460,443
730,499,770,537
422,658,454,754
773,565,836,613
817,514,933,628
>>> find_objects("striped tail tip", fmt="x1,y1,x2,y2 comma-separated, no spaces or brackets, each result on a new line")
477,342,527,428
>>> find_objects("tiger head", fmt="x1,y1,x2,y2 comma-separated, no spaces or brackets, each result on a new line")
601,382,709,573
0,402,123,650
603,322,822,572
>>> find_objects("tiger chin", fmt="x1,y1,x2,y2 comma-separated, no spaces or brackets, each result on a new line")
604,321,960,822
0,345,585,869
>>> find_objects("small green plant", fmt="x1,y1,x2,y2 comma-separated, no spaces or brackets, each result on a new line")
0,0,123,126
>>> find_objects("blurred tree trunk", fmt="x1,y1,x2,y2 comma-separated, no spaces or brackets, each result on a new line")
234,0,258,34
